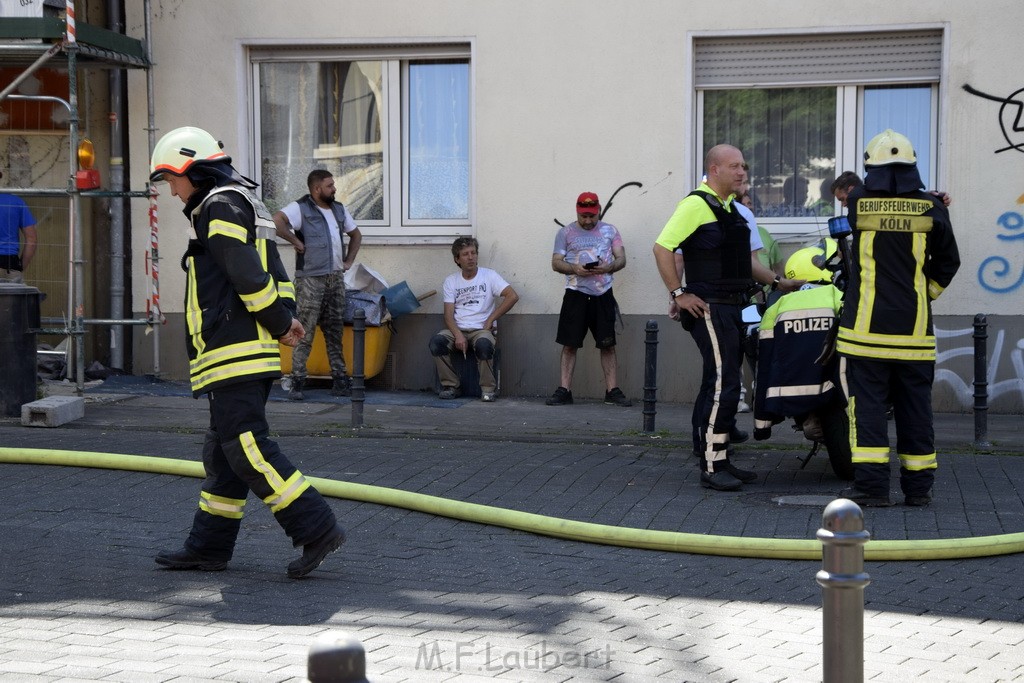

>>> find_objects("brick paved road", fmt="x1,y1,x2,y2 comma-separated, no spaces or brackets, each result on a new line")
2,409,1023,682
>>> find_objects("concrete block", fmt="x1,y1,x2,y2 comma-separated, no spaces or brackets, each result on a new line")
21,396,85,427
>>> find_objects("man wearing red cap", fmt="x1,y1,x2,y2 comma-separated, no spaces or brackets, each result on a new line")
546,192,631,407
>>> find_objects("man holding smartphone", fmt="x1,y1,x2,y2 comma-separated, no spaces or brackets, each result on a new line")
547,192,630,407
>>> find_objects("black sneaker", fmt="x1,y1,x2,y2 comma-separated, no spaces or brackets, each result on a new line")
545,386,573,406
155,547,227,572
438,387,461,400
904,493,932,507
722,461,757,483
288,378,305,401
287,524,346,579
840,487,893,508
330,376,351,397
604,387,632,407
700,470,743,491
729,427,749,443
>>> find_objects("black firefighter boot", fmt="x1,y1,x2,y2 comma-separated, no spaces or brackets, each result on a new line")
699,456,744,491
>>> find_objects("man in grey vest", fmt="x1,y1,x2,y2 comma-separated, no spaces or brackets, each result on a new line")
274,169,362,400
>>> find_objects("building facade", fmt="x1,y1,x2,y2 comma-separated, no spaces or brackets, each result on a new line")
118,1,1023,411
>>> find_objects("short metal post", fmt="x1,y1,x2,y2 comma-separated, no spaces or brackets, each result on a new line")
816,498,871,683
643,320,658,433
351,310,366,429
973,314,989,448
308,631,370,682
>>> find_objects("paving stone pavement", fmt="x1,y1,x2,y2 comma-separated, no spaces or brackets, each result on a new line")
0,382,1022,682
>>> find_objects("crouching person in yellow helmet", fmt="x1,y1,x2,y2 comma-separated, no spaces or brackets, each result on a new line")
150,126,345,578
753,244,851,479
837,129,960,508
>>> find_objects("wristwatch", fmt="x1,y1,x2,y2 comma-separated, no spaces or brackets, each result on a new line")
770,275,781,292
670,286,686,300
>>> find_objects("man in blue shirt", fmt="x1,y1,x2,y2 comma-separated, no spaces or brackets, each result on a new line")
0,174,38,284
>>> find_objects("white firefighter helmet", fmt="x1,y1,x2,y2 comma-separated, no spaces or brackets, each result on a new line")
864,129,916,166
150,126,229,182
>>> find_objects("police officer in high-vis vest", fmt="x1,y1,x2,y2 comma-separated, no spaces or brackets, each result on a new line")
150,127,345,578
654,144,804,492
838,129,960,507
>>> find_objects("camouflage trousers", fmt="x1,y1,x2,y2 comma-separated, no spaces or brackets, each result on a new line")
291,272,347,381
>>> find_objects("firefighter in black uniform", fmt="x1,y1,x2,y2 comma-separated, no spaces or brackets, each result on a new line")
150,127,345,577
654,144,804,491
838,129,960,507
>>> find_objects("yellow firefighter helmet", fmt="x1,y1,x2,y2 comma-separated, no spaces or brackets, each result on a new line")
864,129,916,166
785,246,831,284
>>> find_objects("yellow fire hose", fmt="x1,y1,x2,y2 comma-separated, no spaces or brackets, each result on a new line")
2,447,1022,561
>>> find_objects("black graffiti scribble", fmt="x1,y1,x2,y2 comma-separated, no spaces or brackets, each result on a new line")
963,84,1024,154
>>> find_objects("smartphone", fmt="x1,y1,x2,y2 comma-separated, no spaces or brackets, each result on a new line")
584,261,599,270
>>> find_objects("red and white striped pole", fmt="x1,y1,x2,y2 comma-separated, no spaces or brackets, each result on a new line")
64,1,76,44
147,187,163,323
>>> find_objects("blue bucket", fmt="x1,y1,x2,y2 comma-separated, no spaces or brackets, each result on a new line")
381,281,421,318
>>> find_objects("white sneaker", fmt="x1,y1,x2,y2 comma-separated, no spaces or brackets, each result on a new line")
481,392,496,402
737,400,751,413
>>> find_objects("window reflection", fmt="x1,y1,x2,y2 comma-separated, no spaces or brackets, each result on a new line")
259,61,384,220
864,86,932,189
407,61,470,221
703,87,837,218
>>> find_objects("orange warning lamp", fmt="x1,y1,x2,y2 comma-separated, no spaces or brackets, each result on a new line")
75,138,101,189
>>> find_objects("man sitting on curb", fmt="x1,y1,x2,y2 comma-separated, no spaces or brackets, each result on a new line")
429,237,519,402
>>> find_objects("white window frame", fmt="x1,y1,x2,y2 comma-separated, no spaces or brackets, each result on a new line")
245,40,474,245
690,26,948,244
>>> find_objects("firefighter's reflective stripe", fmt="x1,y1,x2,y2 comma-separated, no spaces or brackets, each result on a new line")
912,234,929,335
899,452,937,471
192,357,282,394
262,471,311,513
278,280,295,302
185,256,204,353
238,431,310,513
836,337,936,362
199,491,247,519
208,219,249,243
190,338,282,394
927,279,945,300
766,381,835,398
852,445,890,464
855,232,878,335
240,278,279,314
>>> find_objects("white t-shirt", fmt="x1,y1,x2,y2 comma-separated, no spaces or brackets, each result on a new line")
280,201,358,271
443,267,511,330
735,202,765,251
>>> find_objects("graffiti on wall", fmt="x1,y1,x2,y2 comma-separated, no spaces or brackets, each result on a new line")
935,323,1024,409
963,84,1024,292
963,84,1024,155
978,206,1024,293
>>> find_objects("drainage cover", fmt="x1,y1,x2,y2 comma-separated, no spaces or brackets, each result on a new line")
773,494,837,507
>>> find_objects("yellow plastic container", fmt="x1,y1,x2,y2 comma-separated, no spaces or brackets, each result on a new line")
280,324,391,379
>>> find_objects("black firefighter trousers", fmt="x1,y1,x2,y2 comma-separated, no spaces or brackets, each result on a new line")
842,357,937,498
183,378,337,562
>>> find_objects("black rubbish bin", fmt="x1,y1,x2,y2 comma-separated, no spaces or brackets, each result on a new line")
0,282,42,417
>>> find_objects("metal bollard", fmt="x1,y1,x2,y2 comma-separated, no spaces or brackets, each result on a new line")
643,320,658,433
351,309,366,429
307,631,370,682
973,314,990,448
816,498,871,683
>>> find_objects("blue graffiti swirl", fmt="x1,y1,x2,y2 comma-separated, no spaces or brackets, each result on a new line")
979,212,1024,292
996,211,1024,241
979,256,1024,293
